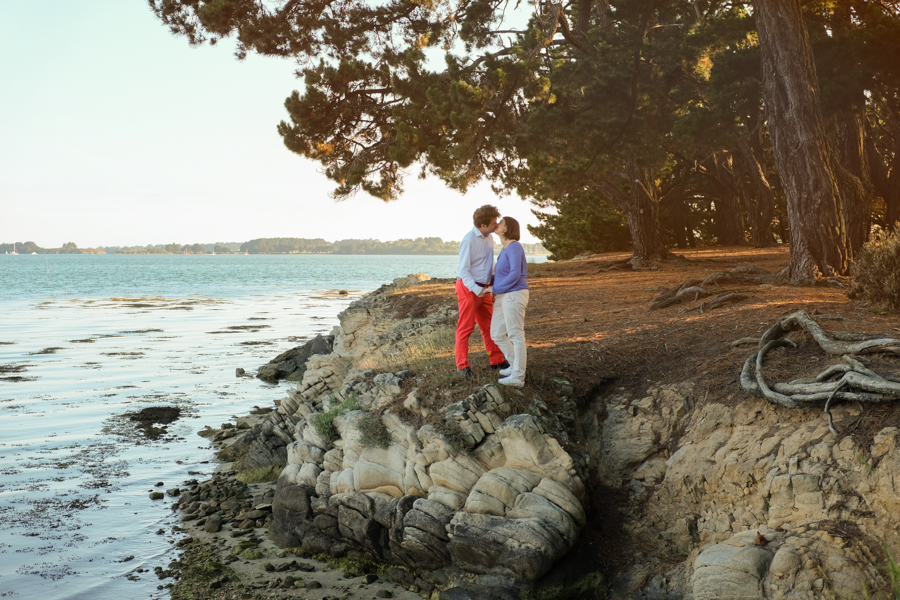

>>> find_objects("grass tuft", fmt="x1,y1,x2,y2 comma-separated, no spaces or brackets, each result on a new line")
357,413,392,449
312,396,361,444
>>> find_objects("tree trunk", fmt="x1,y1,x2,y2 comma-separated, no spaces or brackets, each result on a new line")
733,136,776,247
831,107,873,255
660,171,693,249
828,0,873,255
706,153,746,246
866,127,900,231
591,155,672,262
755,0,850,283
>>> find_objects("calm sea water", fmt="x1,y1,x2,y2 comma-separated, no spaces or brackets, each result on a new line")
0,253,544,600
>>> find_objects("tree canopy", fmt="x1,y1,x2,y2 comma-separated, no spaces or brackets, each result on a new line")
151,0,900,280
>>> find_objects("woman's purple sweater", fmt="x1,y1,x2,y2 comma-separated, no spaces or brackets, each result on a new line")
493,241,529,294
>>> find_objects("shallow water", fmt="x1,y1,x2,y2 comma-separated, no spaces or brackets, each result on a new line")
0,253,494,599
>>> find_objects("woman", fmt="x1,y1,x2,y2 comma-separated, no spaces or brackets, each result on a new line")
490,216,529,387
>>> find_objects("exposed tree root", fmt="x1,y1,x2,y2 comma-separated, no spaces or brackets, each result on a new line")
739,310,900,433
597,253,689,273
649,266,771,311
679,292,750,314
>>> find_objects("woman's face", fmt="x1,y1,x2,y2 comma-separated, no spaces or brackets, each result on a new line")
495,218,507,238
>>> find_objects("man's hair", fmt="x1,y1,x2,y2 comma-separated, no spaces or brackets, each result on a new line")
502,216,521,241
473,204,501,228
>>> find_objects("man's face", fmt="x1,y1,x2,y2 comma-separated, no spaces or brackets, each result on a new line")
477,218,499,235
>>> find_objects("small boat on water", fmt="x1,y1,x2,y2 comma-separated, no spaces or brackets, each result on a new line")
10,243,18,255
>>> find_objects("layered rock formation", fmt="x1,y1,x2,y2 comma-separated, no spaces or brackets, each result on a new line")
230,277,588,594
218,275,900,599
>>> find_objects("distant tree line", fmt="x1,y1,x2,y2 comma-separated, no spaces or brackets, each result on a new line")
1,242,106,254
241,237,547,255
106,243,243,254
3,239,548,255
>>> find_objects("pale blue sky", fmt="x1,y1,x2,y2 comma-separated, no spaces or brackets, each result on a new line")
0,1,540,248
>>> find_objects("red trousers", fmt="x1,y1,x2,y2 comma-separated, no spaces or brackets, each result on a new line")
455,279,505,369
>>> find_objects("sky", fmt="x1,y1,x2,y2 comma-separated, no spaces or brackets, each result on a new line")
0,1,542,248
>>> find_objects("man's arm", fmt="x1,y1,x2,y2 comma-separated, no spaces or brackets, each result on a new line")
457,233,483,295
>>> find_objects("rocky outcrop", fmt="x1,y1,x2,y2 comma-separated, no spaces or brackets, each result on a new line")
271,376,586,592
257,334,334,383
221,277,588,594
584,383,900,599
206,272,900,600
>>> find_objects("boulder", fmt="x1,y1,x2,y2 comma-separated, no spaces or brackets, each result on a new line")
257,334,334,383
690,530,774,600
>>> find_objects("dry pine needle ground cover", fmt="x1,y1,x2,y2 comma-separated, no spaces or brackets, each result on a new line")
385,246,900,442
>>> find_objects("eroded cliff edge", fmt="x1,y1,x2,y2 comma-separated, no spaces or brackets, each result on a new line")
204,272,900,600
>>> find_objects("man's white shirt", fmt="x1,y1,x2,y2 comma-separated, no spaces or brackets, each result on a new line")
458,226,494,295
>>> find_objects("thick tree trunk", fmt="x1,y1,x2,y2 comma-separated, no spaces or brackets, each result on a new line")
755,0,850,283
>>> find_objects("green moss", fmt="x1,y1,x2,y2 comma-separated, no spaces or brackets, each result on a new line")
216,444,248,463
282,546,389,579
441,420,469,455
235,465,282,483
239,547,265,560
232,540,257,555
358,413,392,448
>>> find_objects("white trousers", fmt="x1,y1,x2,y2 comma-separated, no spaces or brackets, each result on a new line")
490,289,529,380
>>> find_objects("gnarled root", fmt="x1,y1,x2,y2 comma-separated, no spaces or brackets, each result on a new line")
740,310,900,433
650,266,771,311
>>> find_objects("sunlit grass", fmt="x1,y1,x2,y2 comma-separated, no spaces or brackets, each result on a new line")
357,329,456,378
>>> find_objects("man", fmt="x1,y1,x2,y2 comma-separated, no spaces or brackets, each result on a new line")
455,204,509,378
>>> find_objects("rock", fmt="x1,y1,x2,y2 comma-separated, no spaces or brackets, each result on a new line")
236,368,246,377
205,514,223,533
257,334,334,383
392,273,430,288
149,492,164,500
769,546,802,579
448,511,571,582
691,530,774,600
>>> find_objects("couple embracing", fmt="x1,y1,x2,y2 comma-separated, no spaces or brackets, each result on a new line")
455,204,529,388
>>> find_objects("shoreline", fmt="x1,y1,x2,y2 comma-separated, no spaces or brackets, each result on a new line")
162,465,423,600
156,247,900,600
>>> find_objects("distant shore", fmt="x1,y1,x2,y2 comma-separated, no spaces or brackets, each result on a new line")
2,237,548,257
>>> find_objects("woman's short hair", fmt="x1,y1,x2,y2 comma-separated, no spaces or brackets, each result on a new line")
502,216,521,241
473,204,501,228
